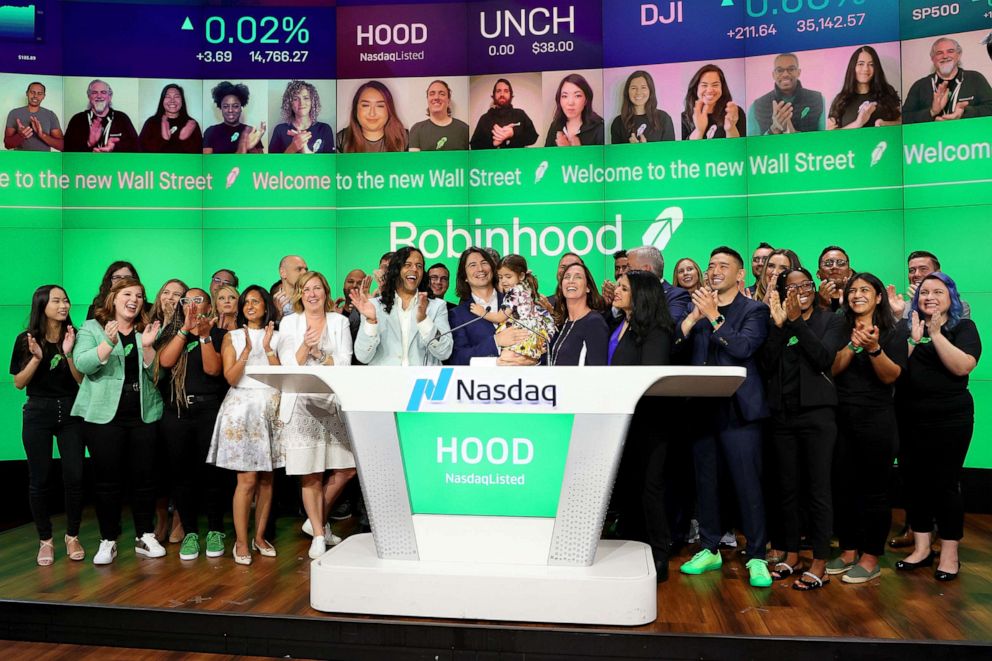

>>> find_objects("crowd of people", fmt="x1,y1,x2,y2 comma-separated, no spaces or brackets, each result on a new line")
7,38,990,153
12,242,980,595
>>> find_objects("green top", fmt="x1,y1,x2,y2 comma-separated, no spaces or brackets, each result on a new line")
70,318,163,424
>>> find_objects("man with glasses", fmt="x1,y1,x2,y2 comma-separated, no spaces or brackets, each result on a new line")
748,53,825,136
208,269,239,299
64,79,138,152
748,243,774,296
816,246,852,312
427,263,455,310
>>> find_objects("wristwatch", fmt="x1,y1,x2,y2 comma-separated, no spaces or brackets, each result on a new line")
710,314,725,329
867,347,883,357
199,336,211,345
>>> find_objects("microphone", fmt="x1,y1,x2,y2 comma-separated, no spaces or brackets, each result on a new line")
424,306,491,365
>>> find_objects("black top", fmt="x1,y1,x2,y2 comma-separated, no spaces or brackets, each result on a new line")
680,108,747,140
64,109,139,152
469,107,539,149
203,122,261,153
162,330,226,410
9,332,79,399
610,325,672,366
120,331,139,385
609,111,676,143
138,116,203,154
834,92,887,128
898,319,981,415
268,121,335,153
547,312,609,366
761,308,846,411
544,114,605,147
834,324,909,407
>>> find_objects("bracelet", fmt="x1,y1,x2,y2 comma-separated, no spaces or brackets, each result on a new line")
179,329,190,337
710,314,725,329
868,347,883,357
265,350,276,358
846,342,863,354
908,337,932,346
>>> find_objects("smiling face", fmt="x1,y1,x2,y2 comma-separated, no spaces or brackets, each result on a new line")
496,266,521,293
697,71,723,109
707,253,743,295
917,277,950,319
242,290,265,325
291,88,311,120
158,281,184,314
427,266,449,297
427,81,450,117
114,285,144,322
627,76,650,111
614,256,629,280
358,87,388,134
613,275,632,313
855,50,875,86
26,83,45,109
45,287,70,323
784,271,816,312
908,256,936,287
772,54,799,94
87,82,111,115
163,87,183,118
464,251,493,291
300,276,326,313
675,259,700,290
846,278,881,317
764,254,792,288
931,39,960,78
751,247,772,279
220,94,243,126
186,288,211,317
559,82,587,122
397,251,425,295
561,264,589,303
817,250,851,287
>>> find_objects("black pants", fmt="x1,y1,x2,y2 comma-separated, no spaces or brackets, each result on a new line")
23,396,85,540
85,395,157,540
833,404,897,557
900,406,973,542
767,406,836,559
160,401,226,535
615,399,671,560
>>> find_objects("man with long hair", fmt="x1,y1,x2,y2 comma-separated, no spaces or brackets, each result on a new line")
469,78,538,149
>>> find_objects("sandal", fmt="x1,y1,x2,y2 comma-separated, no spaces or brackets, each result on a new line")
65,534,85,561
792,571,830,591
37,539,55,566
771,560,800,580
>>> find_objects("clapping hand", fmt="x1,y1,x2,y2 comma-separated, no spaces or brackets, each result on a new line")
141,321,162,348
349,277,377,322
26,333,43,360
910,311,925,344
194,315,216,339
602,280,616,306
886,284,906,318
927,310,946,337
262,321,275,353
416,292,429,322
935,101,969,121
104,321,120,344
768,290,787,328
16,118,34,140
784,287,801,322
93,137,119,152
692,100,708,136
61,326,76,355
690,286,719,322
724,102,740,134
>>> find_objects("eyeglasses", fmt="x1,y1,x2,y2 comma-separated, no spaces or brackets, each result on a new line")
180,296,204,305
785,281,816,293
110,274,131,281
773,66,799,75
428,275,449,283
752,256,768,264
211,276,234,287
821,259,848,268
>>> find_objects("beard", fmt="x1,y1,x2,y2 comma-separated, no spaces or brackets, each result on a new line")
936,62,957,78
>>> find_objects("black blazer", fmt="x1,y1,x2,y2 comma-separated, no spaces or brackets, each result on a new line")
610,325,672,366
760,307,846,411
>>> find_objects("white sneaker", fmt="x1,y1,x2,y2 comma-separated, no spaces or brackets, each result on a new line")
719,531,738,549
308,536,326,559
93,539,117,565
302,519,342,546
135,532,166,558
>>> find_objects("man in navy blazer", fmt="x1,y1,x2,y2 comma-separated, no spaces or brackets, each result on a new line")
606,245,690,326
447,292,504,365
675,246,772,588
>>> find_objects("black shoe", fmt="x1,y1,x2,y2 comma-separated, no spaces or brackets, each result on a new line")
895,551,935,571
329,499,353,521
654,557,670,584
935,562,960,582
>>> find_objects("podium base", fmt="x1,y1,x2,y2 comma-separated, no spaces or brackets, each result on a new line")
310,534,657,626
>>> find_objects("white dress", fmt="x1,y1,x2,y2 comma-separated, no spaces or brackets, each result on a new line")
276,313,355,476
206,328,284,472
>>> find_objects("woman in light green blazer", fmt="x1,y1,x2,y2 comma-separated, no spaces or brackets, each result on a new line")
72,276,165,565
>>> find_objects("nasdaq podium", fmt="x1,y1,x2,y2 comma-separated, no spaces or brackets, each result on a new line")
248,365,744,625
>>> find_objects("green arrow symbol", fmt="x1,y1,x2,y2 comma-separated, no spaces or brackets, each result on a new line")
181,16,194,31
721,0,735,6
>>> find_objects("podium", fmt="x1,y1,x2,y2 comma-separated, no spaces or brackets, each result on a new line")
248,365,744,625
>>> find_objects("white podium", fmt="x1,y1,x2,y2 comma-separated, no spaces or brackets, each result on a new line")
248,366,744,625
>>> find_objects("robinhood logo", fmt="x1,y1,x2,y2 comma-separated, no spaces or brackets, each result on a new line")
641,206,684,251
406,368,558,411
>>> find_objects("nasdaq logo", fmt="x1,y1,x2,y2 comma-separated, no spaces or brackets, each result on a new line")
406,367,453,411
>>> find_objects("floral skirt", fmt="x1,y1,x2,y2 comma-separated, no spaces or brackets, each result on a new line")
206,386,284,472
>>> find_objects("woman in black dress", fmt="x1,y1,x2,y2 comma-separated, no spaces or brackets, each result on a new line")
548,262,607,365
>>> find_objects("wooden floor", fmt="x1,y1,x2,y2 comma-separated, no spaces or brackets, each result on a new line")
1,508,991,643
1,640,296,661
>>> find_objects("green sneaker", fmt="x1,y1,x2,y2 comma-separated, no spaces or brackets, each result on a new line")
179,533,199,561
747,558,773,588
825,555,858,575
205,531,225,558
680,549,723,575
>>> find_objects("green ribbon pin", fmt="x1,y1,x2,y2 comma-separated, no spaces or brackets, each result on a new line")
49,354,63,370
800,107,810,119
124,343,134,356
186,341,199,353
787,336,798,347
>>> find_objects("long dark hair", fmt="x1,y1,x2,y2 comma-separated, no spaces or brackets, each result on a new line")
756,248,802,301
625,270,674,345
342,80,407,153
620,70,661,135
153,84,192,124
552,262,604,327
551,73,601,129
91,260,140,308
455,247,498,301
380,247,427,314
841,271,895,333
236,285,278,328
22,285,74,365
684,64,733,124
828,46,901,123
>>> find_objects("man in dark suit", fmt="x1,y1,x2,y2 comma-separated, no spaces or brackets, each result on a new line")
605,245,689,327
676,246,772,588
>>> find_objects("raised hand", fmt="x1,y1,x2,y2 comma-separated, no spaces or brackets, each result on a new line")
179,119,197,141
886,284,906,318
784,287,801,322
303,324,322,350
333,296,347,313
29,115,43,138
927,310,946,337
26,333,43,359
601,280,616,306
935,100,969,121
691,287,719,321
289,129,311,152
88,117,103,148
142,320,162,348
181,302,198,332
262,321,275,352
555,130,571,147
241,325,253,358
61,326,76,355
104,321,120,344
818,280,837,308
349,284,377,322
160,115,172,141
931,81,949,118
469,302,487,318
910,311,925,344
16,118,34,140
692,99,708,137
767,290,787,328
416,292,429,322
724,101,740,134
194,315,216,339
855,101,878,128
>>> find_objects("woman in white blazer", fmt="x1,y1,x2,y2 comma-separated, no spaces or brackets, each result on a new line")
275,271,356,559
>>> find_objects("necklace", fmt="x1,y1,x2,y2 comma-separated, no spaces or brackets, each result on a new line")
549,310,589,365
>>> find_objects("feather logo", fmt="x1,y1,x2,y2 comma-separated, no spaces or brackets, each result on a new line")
534,160,549,184
641,206,684,251
225,167,241,189
870,141,888,167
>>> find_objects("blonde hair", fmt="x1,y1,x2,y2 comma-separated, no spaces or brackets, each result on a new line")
212,284,240,318
292,271,334,314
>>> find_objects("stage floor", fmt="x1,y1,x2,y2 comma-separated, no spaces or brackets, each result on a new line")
2,509,991,658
